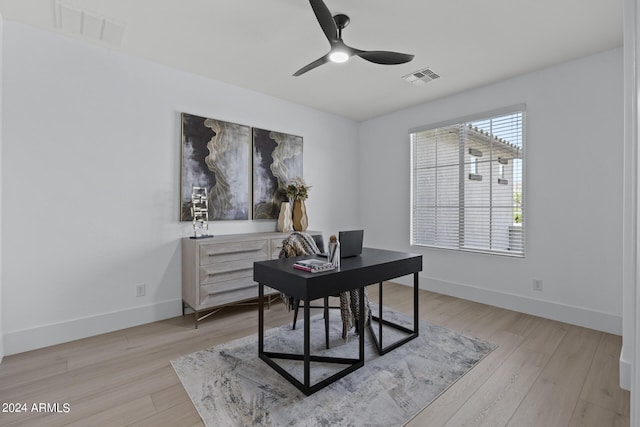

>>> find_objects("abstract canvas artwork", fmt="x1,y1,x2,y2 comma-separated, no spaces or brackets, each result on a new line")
181,113,250,221
252,128,303,219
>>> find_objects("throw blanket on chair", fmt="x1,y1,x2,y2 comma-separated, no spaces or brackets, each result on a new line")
279,231,370,339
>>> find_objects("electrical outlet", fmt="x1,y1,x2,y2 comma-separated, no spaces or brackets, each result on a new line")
136,283,146,297
532,279,543,292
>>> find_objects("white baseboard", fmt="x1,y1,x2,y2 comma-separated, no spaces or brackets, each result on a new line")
3,277,623,357
391,275,622,336
619,353,632,391
3,299,182,356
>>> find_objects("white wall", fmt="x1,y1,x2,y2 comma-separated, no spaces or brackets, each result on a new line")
621,0,638,411
0,13,4,363
0,21,625,357
359,48,624,334
1,22,360,355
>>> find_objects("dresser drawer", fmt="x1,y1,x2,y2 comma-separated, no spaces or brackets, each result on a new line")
200,277,255,299
199,284,279,308
270,238,286,259
199,257,265,285
199,286,257,309
199,240,268,265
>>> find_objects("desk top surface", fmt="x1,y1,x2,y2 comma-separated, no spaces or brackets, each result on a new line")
253,247,422,299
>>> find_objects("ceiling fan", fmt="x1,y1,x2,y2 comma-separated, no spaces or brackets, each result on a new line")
293,0,415,76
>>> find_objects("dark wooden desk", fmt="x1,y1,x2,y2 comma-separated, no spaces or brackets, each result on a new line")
254,247,423,395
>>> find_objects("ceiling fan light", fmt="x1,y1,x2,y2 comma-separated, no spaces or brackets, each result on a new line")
329,50,349,63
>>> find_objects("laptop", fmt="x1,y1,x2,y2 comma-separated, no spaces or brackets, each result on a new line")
338,230,364,258
318,229,364,258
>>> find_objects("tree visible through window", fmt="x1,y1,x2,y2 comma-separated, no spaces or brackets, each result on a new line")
410,109,524,256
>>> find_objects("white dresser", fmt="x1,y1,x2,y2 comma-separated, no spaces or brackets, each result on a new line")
181,231,320,328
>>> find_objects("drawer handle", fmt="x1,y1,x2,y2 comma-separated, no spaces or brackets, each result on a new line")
207,248,262,256
207,284,256,296
208,267,253,277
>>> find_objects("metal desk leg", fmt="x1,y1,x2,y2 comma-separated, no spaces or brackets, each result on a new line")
258,282,264,356
359,287,365,362
414,272,419,336
259,287,366,396
324,296,330,349
304,295,310,388
378,281,383,351
369,275,419,355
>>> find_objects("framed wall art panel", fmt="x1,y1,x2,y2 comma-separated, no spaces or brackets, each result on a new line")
252,128,303,219
180,113,250,221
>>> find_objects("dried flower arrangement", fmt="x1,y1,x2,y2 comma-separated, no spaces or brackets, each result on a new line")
285,177,311,201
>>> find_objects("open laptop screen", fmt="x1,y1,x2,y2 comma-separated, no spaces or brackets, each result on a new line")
338,230,364,258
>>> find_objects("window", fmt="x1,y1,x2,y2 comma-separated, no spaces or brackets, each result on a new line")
471,157,479,175
410,108,524,256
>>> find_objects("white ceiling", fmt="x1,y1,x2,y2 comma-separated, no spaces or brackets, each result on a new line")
0,0,623,121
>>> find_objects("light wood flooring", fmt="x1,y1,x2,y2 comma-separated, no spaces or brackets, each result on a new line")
0,283,630,426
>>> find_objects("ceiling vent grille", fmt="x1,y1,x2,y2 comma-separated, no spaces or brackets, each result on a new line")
55,0,126,46
402,67,440,86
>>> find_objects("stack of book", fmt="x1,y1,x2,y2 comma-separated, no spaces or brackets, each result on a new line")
293,258,336,273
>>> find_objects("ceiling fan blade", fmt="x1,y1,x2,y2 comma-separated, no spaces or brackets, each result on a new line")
293,54,330,76
309,0,339,42
355,50,415,65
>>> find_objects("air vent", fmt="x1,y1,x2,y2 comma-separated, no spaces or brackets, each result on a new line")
55,0,125,46
402,67,440,86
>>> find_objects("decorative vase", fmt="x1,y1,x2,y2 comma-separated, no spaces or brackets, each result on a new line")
277,202,293,232
292,200,308,231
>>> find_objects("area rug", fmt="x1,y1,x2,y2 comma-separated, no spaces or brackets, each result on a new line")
171,306,495,427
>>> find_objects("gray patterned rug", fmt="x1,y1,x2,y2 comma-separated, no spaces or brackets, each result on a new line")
171,306,495,427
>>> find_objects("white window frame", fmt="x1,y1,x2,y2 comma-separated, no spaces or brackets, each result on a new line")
409,105,526,257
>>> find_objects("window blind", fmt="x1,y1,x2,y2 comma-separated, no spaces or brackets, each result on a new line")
410,110,524,256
